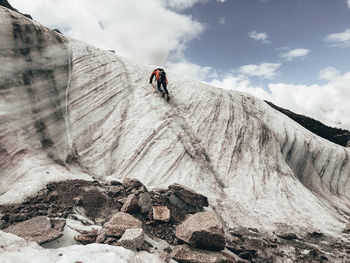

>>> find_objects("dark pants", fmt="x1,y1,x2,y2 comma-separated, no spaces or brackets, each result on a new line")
157,81,169,95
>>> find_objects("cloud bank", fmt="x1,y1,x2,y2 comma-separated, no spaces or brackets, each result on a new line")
210,67,350,130
10,0,204,65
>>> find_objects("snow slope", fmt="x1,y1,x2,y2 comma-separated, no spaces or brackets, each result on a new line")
1,6,350,239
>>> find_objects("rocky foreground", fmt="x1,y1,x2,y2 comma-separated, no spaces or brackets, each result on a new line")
1,178,350,263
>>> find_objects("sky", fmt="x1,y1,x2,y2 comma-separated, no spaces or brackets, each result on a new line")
9,0,350,130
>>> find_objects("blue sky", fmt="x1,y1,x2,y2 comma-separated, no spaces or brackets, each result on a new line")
10,0,350,130
180,0,350,85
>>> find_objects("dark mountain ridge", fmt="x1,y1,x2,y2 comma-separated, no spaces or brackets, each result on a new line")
0,0,32,19
265,101,350,147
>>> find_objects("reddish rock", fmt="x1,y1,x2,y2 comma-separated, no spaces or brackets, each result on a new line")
3,216,63,244
168,183,208,207
117,228,144,251
74,228,98,245
153,206,171,222
103,212,142,238
175,212,225,251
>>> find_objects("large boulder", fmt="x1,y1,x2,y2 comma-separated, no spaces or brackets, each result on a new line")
138,192,153,214
175,212,225,251
103,212,142,238
117,228,144,251
168,184,208,207
3,216,63,244
170,245,227,263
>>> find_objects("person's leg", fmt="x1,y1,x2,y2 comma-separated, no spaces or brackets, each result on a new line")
162,82,169,95
157,81,164,94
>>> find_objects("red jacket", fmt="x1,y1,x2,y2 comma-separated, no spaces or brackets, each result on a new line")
150,69,167,84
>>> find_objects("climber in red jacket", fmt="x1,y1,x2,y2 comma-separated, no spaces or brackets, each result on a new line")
150,68,170,101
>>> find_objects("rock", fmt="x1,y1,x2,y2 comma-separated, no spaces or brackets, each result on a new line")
96,228,107,243
110,180,122,186
121,194,140,213
139,240,153,253
156,251,172,263
175,211,225,251
153,206,171,222
3,216,63,244
73,197,83,206
48,191,59,201
51,218,66,232
117,228,144,251
104,237,117,245
74,228,98,245
343,222,350,233
130,186,147,195
123,178,144,190
276,232,298,240
170,245,227,263
346,140,350,148
308,231,324,238
168,183,208,207
238,250,257,260
138,192,153,213
164,246,173,253
103,212,142,237
0,220,6,230
108,186,123,197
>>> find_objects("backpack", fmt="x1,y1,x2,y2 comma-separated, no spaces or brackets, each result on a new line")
157,68,166,82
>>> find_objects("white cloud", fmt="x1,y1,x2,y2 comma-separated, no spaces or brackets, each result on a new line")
248,31,270,43
163,0,207,10
219,17,226,25
319,67,340,81
347,0,350,8
11,0,204,65
210,74,270,98
217,0,227,3
210,68,350,130
238,63,281,79
325,28,350,47
167,60,217,80
280,48,310,61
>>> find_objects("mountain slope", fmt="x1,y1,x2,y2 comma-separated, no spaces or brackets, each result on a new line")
0,5,350,239
265,100,350,147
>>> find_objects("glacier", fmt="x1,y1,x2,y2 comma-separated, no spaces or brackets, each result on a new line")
0,5,350,261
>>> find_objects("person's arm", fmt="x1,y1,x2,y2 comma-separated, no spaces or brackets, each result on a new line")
149,71,155,83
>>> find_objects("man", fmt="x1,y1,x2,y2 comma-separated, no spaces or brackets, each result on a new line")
149,68,170,101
